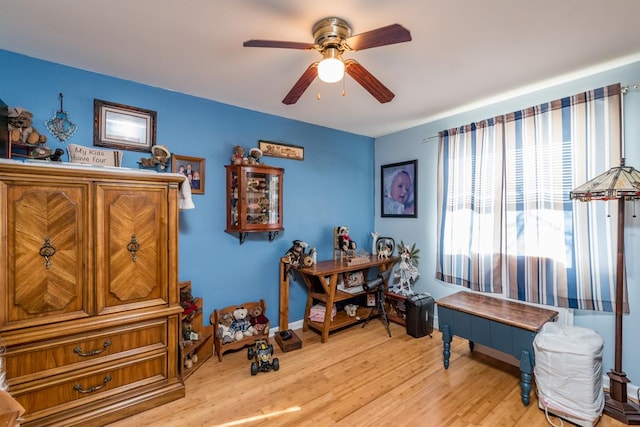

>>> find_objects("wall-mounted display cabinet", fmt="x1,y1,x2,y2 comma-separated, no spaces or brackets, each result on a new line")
225,164,284,244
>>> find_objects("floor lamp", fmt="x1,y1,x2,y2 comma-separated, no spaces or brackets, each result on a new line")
570,157,640,424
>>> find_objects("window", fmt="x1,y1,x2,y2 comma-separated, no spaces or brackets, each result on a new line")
436,85,625,312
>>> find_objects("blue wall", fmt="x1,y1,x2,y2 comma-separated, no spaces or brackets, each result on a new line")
0,49,375,326
5,46,639,395
375,60,640,393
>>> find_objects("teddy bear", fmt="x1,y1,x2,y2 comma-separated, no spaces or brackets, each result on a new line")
215,312,236,344
337,226,357,252
249,305,269,335
247,148,263,165
184,353,199,369
139,145,171,171
8,107,47,146
231,145,245,165
182,318,200,343
230,306,257,338
180,287,199,317
344,304,359,317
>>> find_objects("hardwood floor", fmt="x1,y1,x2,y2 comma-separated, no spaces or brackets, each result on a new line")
108,321,628,427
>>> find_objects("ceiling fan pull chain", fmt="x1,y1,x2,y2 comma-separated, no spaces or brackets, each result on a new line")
317,79,321,100
342,78,346,97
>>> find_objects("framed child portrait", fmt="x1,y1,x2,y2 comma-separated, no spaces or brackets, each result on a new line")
381,160,417,218
172,154,206,195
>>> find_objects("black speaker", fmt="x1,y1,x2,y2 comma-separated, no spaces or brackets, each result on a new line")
405,293,434,338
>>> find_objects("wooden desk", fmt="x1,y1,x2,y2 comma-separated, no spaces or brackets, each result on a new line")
288,256,398,343
436,291,558,406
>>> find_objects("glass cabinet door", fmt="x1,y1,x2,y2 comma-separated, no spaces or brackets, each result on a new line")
225,164,283,242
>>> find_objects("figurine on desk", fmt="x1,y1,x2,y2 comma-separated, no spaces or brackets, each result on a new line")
284,239,313,267
393,241,420,296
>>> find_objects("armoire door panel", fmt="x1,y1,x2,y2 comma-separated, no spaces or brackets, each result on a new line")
96,185,168,314
4,183,89,329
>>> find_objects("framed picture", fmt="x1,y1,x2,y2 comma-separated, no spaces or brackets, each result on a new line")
381,160,417,218
258,140,304,161
376,237,396,256
172,154,206,195
93,99,157,152
343,271,365,288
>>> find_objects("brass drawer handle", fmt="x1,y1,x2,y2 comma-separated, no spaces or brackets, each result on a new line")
73,375,112,394
73,339,112,357
127,234,140,262
39,237,57,269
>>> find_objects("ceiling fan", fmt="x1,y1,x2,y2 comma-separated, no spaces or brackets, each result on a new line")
243,17,412,105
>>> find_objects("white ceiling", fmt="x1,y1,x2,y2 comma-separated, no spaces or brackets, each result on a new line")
2,1,640,138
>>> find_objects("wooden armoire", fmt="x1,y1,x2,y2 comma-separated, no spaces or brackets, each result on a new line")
0,160,186,426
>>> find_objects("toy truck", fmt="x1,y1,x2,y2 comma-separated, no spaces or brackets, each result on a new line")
247,338,280,375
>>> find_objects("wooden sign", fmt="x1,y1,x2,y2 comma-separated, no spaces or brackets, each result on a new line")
68,143,122,167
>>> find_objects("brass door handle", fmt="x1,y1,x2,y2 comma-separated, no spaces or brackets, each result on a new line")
127,234,140,262
39,237,56,269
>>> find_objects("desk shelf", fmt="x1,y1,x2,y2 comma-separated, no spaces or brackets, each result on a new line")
309,289,366,303
306,306,373,333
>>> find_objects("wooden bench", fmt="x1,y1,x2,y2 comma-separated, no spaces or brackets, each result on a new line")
436,291,558,406
210,300,270,362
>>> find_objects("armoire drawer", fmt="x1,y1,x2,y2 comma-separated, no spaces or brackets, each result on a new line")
4,319,168,385
11,351,168,424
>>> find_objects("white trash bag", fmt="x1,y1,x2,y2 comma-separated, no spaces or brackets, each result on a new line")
534,322,604,427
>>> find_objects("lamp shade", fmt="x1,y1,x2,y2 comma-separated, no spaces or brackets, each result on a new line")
317,48,345,83
570,158,640,201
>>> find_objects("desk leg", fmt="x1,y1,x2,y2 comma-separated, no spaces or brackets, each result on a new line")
441,324,451,369
303,293,312,332
320,273,338,343
299,273,315,332
278,260,290,331
519,349,533,406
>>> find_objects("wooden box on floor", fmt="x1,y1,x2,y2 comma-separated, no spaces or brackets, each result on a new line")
274,330,302,352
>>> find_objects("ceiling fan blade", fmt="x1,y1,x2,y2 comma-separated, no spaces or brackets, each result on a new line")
243,39,315,50
282,63,318,105
345,59,394,103
346,24,411,51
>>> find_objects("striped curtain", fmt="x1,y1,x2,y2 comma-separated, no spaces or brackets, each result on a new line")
436,84,625,312
436,118,504,293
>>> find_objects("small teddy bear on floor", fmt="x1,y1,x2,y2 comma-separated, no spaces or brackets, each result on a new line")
230,306,257,338
249,305,269,335
216,312,236,344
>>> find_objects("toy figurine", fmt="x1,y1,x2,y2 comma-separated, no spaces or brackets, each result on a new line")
284,239,309,266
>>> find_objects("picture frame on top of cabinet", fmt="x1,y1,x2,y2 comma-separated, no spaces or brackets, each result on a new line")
172,154,206,194
93,99,157,152
258,140,304,161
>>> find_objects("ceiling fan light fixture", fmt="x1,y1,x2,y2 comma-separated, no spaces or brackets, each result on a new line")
317,48,344,83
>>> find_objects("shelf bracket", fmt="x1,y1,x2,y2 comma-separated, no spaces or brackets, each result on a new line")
238,232,248,245
268,231,279,242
